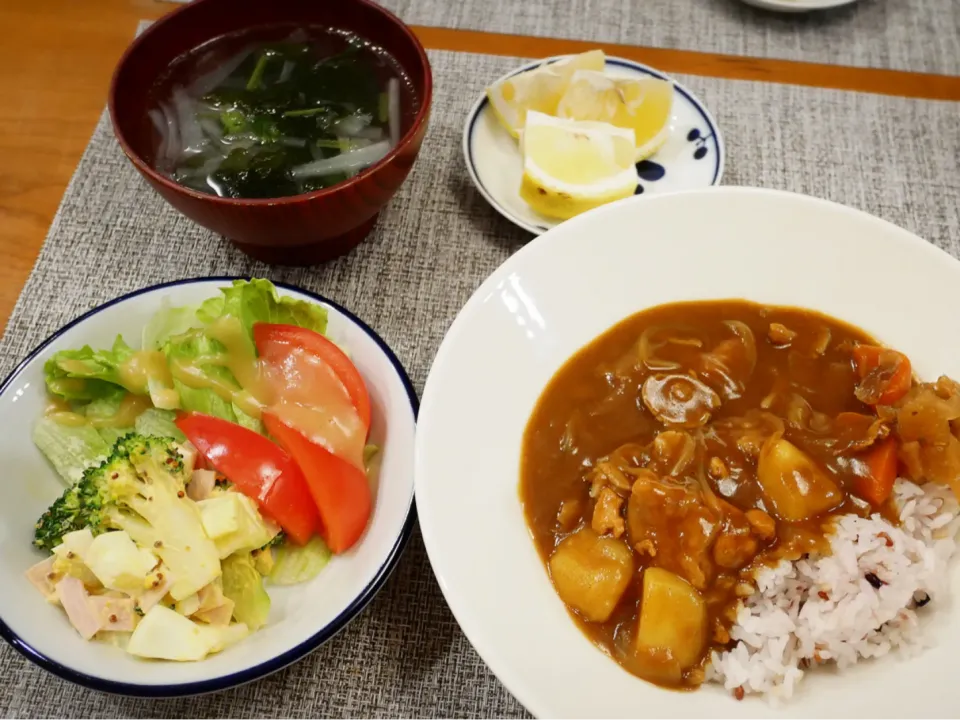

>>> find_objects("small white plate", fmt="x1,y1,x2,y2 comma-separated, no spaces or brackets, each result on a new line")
463,56,724,235
0,277,417,696
416,188,960,718
738,0,859,12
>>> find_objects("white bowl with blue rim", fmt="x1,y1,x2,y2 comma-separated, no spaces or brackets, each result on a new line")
463,56,724,235
0,277,417,696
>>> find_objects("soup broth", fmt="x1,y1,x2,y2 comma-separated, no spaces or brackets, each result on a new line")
148,25,418,199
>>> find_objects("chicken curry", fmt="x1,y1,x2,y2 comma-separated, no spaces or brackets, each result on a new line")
520,300,960,689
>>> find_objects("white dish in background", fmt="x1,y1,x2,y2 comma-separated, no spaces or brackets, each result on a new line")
463,56,724,235
0,277,417,697
415,187,960,718
738,0,859,12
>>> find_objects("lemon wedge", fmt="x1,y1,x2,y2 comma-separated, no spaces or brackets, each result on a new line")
556,70,674,160
486,50,606,138
520,111,639,220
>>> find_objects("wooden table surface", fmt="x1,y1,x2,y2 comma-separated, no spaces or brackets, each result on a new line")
3,0,959,337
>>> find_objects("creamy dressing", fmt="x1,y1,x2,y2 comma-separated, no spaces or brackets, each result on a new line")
92,395,152,428
119,350,179,408
169,358,266,417
118,351,173,393
46,394,152,428
45,410,89,427
168,316,271,418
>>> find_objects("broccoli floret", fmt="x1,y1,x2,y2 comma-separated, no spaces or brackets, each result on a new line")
34,433,221,601
33,450,136,550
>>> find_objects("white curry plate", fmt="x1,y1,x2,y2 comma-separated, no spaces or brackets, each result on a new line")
0,277,417,696
463,56,724,235
415,188,960,718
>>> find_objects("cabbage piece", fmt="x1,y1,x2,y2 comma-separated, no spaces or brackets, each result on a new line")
197,492,280,559
127,605,248,661
221,552,271,631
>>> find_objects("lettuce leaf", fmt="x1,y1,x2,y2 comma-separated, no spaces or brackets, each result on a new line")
268,536,331,586
231,403,264,435
97,427,133,446
135,408,186,442
83,391,135,446
44,335,139,400
141,300,207,352
218,278,328,341
162,329,239,422
32,417,111,485
43,280,329,430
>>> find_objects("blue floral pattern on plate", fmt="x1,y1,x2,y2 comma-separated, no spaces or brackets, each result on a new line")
634,128,714,193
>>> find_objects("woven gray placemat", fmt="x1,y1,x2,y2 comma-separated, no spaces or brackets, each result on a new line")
1,45,959,718
393,0,960,76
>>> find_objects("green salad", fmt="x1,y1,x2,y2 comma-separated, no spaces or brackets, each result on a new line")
26,279,376,661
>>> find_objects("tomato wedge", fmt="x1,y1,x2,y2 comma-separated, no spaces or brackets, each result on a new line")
263,411,372,553
254,323,372,434
176,412,320,545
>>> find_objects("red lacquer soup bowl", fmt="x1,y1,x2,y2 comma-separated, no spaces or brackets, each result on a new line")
109,0,432,265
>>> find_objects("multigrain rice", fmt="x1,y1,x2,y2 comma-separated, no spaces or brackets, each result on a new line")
708,480,960,702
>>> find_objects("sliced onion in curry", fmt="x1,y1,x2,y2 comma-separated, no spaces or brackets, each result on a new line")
636,325,705,372
698,321,757,401
649,430,696,476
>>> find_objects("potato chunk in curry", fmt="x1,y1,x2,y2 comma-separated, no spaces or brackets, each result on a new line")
636,568,707,673
757,434,842,521
548,527,633,623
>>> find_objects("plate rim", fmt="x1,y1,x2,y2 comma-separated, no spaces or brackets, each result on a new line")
0,275,419,698
414,187,960,718
738,0,859,11
461,54,727,236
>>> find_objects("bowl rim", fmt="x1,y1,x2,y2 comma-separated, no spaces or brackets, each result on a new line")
0,276,419,698
107,0,434,207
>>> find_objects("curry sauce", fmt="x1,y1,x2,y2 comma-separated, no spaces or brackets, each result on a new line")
519,300,911,689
